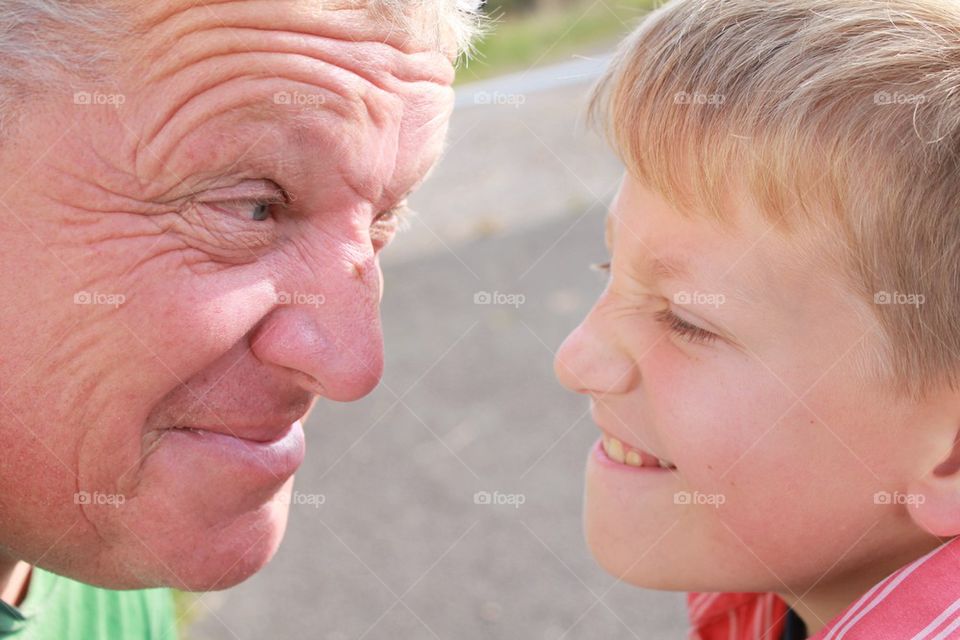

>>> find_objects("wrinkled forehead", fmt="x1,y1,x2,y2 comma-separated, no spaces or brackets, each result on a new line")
115,0,456,209
129,0,460,59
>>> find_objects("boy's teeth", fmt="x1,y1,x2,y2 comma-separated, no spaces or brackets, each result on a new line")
603,435,676,470
605,437,625,464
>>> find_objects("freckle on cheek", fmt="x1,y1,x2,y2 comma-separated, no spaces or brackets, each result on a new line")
353,263,365,280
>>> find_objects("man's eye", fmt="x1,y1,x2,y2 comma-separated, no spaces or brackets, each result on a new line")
250,202,271,222
370,204,411,248
208,198,279,223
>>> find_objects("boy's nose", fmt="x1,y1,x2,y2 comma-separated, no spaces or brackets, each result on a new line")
554,316,639,396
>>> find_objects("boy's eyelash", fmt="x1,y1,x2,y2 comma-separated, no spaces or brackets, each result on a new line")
587,261,718,345
653,309,719,345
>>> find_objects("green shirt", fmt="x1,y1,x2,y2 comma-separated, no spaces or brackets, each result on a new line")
0,568,178,639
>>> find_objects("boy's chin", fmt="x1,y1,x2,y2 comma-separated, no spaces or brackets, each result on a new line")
585,517,689,591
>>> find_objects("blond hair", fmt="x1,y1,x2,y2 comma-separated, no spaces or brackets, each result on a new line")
590,0,960,401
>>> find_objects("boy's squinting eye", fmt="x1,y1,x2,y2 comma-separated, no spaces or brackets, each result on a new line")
654,308,719,345
588,261,718,345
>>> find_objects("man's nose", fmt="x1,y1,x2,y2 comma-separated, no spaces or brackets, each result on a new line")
554,312,638,396
250,259,385,402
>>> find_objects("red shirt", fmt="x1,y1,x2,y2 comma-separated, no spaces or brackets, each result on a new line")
688,537,960,639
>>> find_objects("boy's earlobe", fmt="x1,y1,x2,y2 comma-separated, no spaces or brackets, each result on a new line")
907,430,960,536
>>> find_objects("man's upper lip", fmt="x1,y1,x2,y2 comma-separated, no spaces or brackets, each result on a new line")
170,419,300,444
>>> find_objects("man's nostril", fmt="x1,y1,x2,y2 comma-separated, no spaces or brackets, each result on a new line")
294,370,325,394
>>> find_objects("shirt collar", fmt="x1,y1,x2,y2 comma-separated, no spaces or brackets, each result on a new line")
688,537,960,640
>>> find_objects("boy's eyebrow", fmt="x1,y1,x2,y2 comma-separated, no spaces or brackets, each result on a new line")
606,214,762,308
606,214,693,280
651,256,691,281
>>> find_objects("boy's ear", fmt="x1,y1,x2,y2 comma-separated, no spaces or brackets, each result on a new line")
907,428,960,536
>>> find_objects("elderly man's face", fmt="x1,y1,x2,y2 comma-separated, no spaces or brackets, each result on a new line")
0,2,454,590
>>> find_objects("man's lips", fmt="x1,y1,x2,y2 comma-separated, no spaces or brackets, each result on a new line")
154,420,307,482
597,429,677,470
167,422,293,444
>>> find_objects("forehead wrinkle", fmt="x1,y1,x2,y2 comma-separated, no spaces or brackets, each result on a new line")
131,1,450,64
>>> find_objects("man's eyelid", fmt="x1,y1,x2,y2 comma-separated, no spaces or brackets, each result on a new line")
193,179,288,205
377,199,414,228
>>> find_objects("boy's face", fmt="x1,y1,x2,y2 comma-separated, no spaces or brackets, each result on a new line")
555,176,944,594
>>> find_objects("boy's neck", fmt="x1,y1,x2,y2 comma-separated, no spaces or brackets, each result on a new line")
783,538,946,636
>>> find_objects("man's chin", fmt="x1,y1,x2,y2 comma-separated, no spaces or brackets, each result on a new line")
126,514,288,591
91,487,295,591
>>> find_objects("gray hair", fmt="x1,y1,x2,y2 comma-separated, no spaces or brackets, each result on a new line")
0,0,485,134
370,0,486,58
0,1,124,133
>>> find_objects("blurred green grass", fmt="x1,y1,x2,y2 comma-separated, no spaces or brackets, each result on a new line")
457,0,655,84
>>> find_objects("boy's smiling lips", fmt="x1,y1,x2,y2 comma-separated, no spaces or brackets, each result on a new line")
593,422,677,470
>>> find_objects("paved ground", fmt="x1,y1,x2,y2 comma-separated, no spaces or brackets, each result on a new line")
189,57,690,640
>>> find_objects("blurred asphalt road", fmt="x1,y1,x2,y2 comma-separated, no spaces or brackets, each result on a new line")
190,54,690,640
